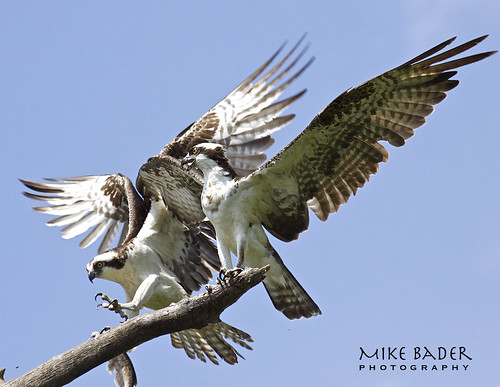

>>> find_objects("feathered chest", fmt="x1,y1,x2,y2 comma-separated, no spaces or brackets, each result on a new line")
201,173,238,214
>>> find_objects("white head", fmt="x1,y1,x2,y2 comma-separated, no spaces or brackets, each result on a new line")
86,249,127,283
181,143,237,178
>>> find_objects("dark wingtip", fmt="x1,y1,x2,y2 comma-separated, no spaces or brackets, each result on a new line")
473,34,489,44
19,178,32,187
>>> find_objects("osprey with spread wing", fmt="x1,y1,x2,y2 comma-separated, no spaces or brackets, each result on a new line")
21,39,314,362
182,36,495,319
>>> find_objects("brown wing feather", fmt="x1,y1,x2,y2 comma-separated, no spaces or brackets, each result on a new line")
20,174,147,253
136,39,313,226
137,155,205,224
249,36,495,242
158,37,312,173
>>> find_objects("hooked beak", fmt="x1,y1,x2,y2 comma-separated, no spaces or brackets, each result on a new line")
86,262,96,283
181,155,195,170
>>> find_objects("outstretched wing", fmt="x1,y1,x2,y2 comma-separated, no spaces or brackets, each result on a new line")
244,36,495,242
159,36,313,175
21,174,147,254
139,37,313,223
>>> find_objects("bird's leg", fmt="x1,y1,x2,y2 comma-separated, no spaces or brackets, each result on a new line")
216,238,235,285
235,233,247,269
219,235,246,283
117,274,158,313
218,239,234,271
96,274,159,319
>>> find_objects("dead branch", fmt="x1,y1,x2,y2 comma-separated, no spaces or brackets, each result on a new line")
5,266,269,387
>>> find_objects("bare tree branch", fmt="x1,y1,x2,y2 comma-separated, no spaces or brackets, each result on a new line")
91,327,137,387
5,266,269,387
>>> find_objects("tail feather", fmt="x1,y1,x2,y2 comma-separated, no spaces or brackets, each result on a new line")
215,321,254,350
263,248,321,319
170,330,217,364
169,322,253,365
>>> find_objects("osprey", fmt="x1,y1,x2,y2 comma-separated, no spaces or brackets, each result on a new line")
21,37,311,253
181,36,495,319
21,38,313,360
87,196,253,364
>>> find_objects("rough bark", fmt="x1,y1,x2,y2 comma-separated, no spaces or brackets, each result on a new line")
5,266,269,387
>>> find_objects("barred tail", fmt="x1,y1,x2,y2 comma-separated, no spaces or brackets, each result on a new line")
263,248,321,319
170,321,253,365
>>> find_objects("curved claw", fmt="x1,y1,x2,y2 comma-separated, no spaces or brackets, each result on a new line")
218,268,229,284
229,267,244,276
218,267,243,284
205,284,215,294
96,302,112,310
94,294,129,320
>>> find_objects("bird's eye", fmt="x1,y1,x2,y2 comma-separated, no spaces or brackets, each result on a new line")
192,147,199,155
96,262,103,269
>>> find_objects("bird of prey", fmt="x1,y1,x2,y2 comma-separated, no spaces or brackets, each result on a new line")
21,38,314,361
87,195,253,364
181,36,495,319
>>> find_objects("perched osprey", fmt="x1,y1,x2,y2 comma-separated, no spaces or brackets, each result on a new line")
86,196,253,364
181,36,495,319
21,38,313,361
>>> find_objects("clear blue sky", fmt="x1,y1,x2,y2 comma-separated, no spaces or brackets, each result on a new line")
1,2,499,386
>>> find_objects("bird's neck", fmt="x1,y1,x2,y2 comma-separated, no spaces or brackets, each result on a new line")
202,164,236,190
196,157,237,189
